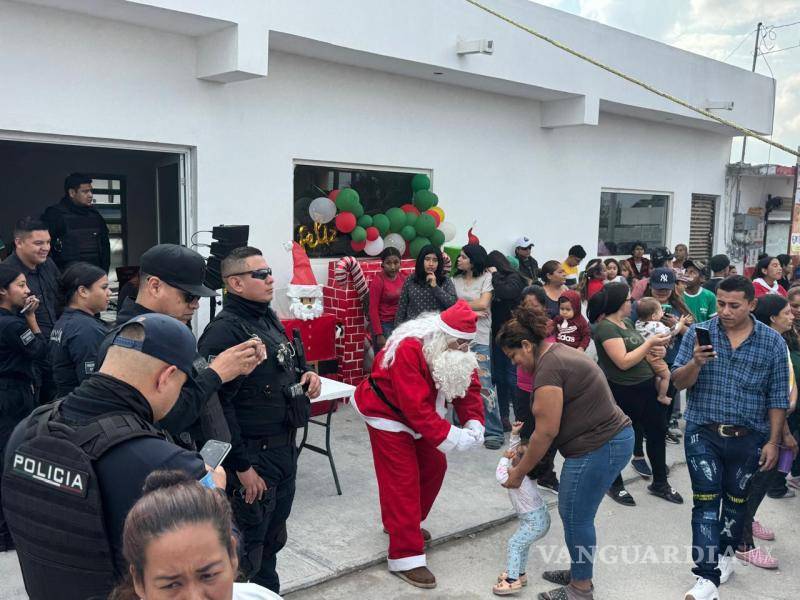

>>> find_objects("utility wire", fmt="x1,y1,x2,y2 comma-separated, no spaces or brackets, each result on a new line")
462,0,799,158
761,43,800,56
722,28,757,62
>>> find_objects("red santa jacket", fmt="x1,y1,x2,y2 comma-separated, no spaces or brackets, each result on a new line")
352,337,485,449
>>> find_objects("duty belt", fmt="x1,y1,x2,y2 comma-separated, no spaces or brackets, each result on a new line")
704,423,750,438
245,431,294,451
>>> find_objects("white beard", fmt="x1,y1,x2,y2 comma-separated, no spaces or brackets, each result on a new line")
288,297,323,321
430,349,479,402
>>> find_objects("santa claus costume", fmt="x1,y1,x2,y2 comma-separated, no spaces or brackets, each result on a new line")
351,300,486,588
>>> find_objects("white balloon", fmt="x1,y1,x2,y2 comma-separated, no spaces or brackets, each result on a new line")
438,221,456,243
364,236,385,257
383,233,406,255
309,197,337,224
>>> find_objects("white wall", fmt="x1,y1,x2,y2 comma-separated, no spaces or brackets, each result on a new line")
0,0,731,290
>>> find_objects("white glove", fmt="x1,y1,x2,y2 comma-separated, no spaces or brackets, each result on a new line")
465,420,485,445
455,427,481,452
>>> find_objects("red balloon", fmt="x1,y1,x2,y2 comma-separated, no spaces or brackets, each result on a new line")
351,240,366,252
329,189,340,202
401,203,420,215
366,226,379,241
335,211,356,233
424,209,442,227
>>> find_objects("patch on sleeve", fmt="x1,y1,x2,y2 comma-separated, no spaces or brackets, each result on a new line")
83,361,95,375
193,356,209,373
20,329,35,346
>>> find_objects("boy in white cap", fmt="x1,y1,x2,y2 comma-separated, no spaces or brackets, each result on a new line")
513,237,538,283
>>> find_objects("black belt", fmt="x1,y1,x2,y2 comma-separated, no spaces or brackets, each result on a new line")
704,424,751,438
369,377,403,418
244,431,294,450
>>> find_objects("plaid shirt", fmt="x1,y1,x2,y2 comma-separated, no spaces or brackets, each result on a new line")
672,315,789,435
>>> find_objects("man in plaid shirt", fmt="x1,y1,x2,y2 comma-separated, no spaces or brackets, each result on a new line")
673,275,789,600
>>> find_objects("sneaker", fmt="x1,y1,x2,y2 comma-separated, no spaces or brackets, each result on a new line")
786,475,800,490
537,479,559,495
647,482,684,504
766,487,796,499
665,431,681,445
607,487,636,506
718,554,734,584
735,546,779,569
684,577,719,600
752,520,775,541
631,457,652,479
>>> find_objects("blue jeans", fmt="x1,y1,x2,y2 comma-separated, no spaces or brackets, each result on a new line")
471,343,504,442
558,426,634,581
684,422,765,586
506,505,551,579
491,341,517,422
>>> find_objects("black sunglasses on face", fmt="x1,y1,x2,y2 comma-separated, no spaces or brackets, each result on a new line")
227,268,273,281
181,290,200,304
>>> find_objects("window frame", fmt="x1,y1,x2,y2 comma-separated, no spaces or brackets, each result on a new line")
598,187,673,257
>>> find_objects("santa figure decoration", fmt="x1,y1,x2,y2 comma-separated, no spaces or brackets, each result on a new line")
286,241,323,320
351,300,486,589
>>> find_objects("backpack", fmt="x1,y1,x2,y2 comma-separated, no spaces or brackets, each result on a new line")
2,401,163,600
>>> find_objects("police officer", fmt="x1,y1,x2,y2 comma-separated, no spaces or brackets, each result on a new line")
2,218,61,403
49,262,111,397
2,314,223,600
0,263,47,552
198,246,321,593
101,244,264,443
41,173,111,272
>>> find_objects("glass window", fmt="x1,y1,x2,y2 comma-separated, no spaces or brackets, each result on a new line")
294,163,422,258
597,190,670,256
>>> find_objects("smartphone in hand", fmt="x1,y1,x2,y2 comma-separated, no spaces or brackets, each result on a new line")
695,326,713,350
200,439,232,470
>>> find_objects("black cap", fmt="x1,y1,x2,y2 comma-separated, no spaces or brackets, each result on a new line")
650,267,676,290
707,254,730,273
649,246,673,267
111,313,196,376
140,244,217,297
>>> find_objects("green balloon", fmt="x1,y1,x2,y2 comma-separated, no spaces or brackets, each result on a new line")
411,174,431,192
386,207,406,233
357,214,373,228
401,225,417,242
335,188,360,212
410,237,432,258
415,213,436,238
352,202,364,218
405,212,418,226
430,229,445,247
413,190,436,212
373,213,390,236
430,192,439,207
351,226,367,242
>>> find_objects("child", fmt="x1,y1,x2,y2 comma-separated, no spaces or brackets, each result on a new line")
553,291,591,351
493,422,551,596
635,297,687,405
579,259,606,300
619,260,633,286
604,258,626,285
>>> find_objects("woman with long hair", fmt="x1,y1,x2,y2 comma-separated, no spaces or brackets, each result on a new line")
369,247,407,351
734,295,799,569
496,304,633,600
454,243,504,448
604,258,625,285
752,255,788,298
487,250,527,432
577,259,606,301
539,260,568,320
395,245,457,325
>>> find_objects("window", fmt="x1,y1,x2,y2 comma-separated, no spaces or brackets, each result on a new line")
294,163,424,258
597,190,670,256
90,175,126,277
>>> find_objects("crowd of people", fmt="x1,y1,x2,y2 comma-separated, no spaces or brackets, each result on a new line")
0,175,798,600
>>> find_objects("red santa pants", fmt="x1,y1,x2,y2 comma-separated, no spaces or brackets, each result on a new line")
367,425,447,571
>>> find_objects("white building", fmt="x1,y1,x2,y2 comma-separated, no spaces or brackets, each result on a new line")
0,0,776,308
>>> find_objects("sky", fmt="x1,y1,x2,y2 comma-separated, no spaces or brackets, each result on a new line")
534,0,800,166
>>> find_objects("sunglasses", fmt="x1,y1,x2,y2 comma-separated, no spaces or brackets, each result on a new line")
181,290,200,304
227,268,273,281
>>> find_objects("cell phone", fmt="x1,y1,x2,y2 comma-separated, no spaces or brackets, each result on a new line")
19,297,36,314
695,326,713,349
662,304,673,316
200,439,232,470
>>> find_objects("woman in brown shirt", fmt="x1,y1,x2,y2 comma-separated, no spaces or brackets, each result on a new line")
497,305,633,600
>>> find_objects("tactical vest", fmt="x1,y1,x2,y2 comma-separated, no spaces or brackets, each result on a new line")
55,205,103,266
1,402,162,600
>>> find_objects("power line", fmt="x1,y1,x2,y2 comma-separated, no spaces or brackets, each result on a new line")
462,0,800,158
722,28,757,62
771,19,800,30
761,43,800,56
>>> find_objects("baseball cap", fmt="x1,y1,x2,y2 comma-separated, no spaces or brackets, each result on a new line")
514,236,534,249
111,313,196,376
708,254,731,273
650,267,676,290
649,247,673,267
682,259,705,273
140,244,217,297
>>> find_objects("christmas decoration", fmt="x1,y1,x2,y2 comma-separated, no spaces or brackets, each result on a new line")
335,211,357,233
309,196,337,224
286,241,323,321
297,222,337,250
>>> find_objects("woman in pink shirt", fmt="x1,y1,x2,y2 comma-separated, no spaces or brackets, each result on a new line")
369,247,407,351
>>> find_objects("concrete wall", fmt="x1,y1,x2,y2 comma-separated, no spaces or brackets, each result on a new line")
0,0,730,295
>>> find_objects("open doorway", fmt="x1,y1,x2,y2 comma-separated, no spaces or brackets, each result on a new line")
0,138,188,313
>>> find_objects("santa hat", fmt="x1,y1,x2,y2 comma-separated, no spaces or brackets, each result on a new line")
437,299,477,339
467,227,480,246
287,242,322,298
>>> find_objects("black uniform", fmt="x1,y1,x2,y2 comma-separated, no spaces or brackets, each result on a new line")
2,253,62,404
49,308,109,398
0,307,48,548
3,374,205,598
198,293,309,593
41,197,111,272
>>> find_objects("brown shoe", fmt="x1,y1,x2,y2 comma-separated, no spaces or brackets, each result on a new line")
393,566,437,589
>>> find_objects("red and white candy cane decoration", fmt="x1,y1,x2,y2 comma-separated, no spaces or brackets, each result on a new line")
334,256,369,300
